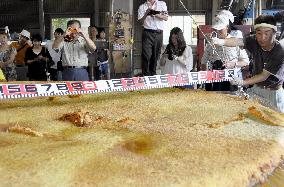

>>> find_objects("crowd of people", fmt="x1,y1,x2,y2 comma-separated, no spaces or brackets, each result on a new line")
0,20,109,82
0,0,283,113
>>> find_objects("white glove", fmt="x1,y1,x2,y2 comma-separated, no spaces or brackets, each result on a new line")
230,75,243,86
225,60,237,69
212,37,225,46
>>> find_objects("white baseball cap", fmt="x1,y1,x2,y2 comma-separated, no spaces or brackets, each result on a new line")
218,10,234,23
212,15,230,30
20,29,30,39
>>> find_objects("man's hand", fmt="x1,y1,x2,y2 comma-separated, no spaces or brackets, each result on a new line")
230,75,243,86
145,8,152,17
225,60,237,69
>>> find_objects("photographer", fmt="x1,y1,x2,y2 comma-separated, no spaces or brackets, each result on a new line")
138,0,168,76
52,20,96,81
160,27,193,76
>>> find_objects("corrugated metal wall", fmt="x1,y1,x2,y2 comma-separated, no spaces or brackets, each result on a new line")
0,0,110,38
0,0,39,32
0,0,215,35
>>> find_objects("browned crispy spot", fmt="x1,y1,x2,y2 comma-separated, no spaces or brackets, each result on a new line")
68,95,82,99
7,125,43,137
116,117,136,124
59,111,92,127
93,116,110,124
224,113,246,124
208,123,221,128
208,113,246,128
247,106,279,126
122,136,154,155
48,96,59,102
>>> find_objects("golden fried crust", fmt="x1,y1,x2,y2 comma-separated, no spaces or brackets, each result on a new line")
0,89,283,187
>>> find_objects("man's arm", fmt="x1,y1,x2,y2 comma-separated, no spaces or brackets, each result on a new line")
138,8,151,25
212,37,244,47
154,13,168,21
79,30,96,51
231,69,271,86
242,70,270,86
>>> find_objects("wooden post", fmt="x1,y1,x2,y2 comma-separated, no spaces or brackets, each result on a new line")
93,0,99,26
39,0,45,38
211,0,218,24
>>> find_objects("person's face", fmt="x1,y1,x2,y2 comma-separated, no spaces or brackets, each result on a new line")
54,31,62,39
171,34,178,47
148,0,156,5
214,27,228,39
19,35,28,44
90,27,98,36
0,34,8,45
255,27,276,49
99,31,105,39
32,40,41,47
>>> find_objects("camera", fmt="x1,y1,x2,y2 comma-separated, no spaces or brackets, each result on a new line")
63,28,78,42
148,9,161,16
212,60,225,70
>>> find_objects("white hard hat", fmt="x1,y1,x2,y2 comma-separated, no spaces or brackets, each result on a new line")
218,10,234,23
20,29,30,39
212,15,230,30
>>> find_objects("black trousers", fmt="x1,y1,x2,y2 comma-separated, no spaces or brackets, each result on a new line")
49,68,58,81
141,29,163,76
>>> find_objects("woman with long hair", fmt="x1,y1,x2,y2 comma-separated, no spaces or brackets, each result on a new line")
160,27,193,75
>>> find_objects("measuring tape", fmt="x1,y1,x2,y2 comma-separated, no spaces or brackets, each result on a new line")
0,69,237,100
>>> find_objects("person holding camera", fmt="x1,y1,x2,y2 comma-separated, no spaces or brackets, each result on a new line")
160,27,193,77
52,20,96,81
201,14,249,91
138,0,168,76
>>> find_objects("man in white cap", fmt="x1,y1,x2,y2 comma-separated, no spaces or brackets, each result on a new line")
12,29,32,81
201,14,249,91
212,15,284,113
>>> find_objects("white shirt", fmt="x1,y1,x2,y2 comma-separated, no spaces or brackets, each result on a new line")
138,0,168,30
160,45,193,75
58,37,89,67
46,40,62,69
